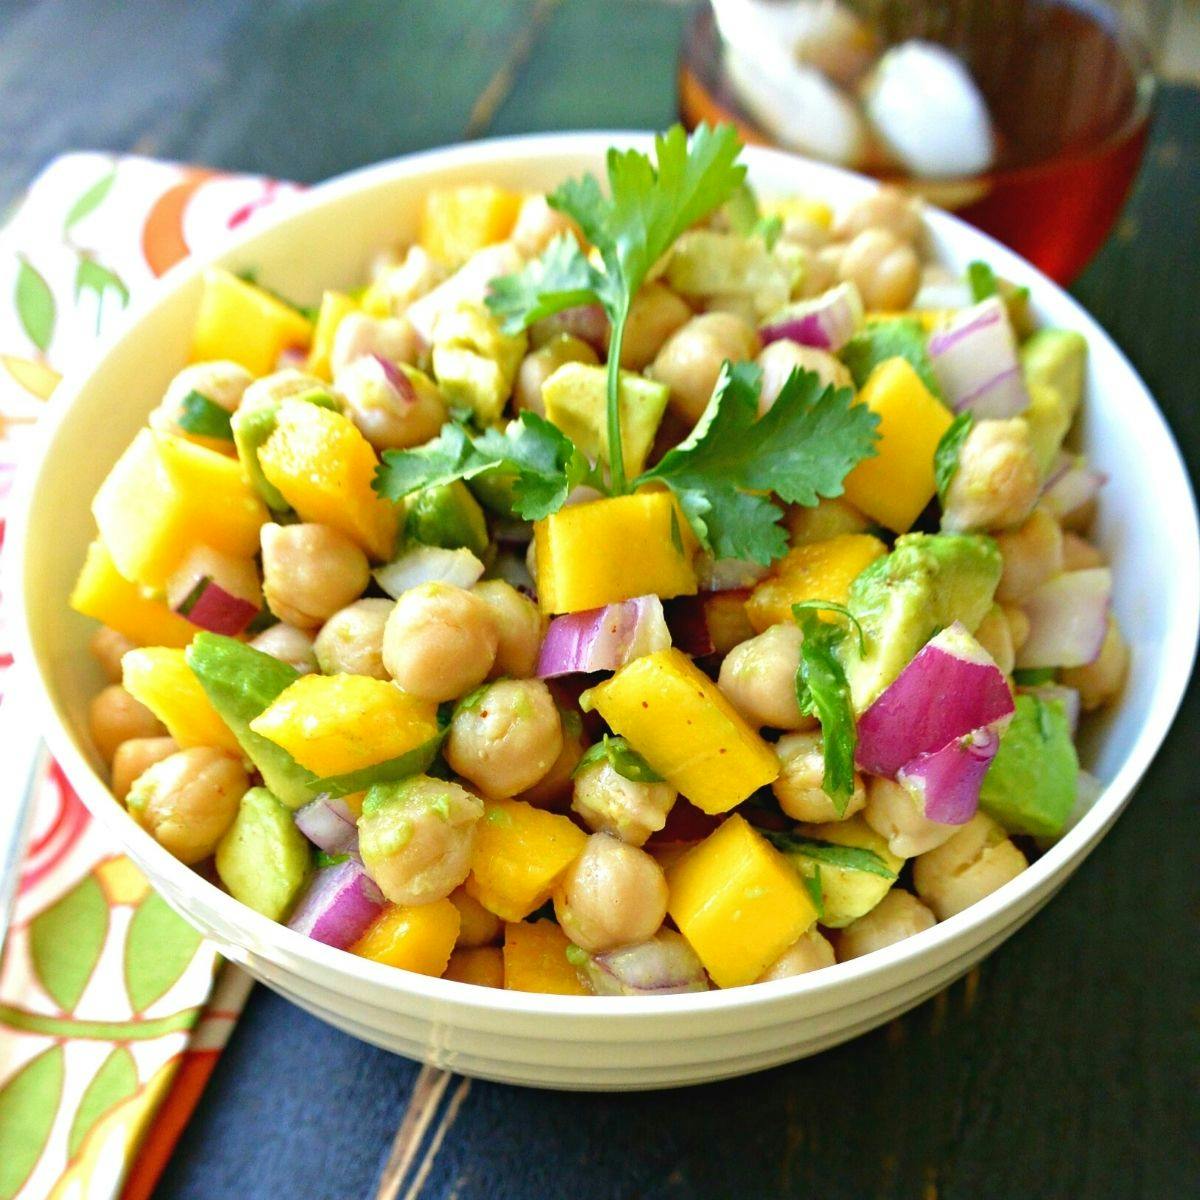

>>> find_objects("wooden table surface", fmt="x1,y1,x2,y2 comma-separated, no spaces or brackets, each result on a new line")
1,2,1197,1197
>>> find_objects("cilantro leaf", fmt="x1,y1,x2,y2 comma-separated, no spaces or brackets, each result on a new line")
934,411,974,503
841,317,943,400
487,123,746,495
636,362,878,564
765,830,896,879
487,235,603,335
374,413,591,521
573,735,665,784
792,607,857,815
177,390,234,439
800,862,825,918
966,259,999,300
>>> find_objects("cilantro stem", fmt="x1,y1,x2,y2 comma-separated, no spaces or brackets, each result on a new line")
606,303,629,495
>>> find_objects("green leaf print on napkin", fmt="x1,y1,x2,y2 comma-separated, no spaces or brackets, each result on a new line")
124,892,203,1013
67,1046,138,1159
74,257,130,332
14,257,56,353
29,873,109,1011
0,1045,65,1200
63,169,116,235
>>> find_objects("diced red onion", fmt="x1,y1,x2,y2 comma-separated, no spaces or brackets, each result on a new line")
759,281,864,352
1018,683,1081,736
276,346,308,370
663,595,715,657
1016,568,1112,670
856,623,1015,777
897,725,1000,825
928,297,1029,417
172,577,260,636
583,930,709,996
370,353,417,403
373,545,485,598
1040,454,1106,523
696,555,771,592
537,595,671,678
294,795,359,856
287,859,383,949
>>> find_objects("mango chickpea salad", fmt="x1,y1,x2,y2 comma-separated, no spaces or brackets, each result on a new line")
73,127,1125,996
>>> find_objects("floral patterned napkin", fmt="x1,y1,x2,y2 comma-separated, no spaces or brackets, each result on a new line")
0,153,300,1200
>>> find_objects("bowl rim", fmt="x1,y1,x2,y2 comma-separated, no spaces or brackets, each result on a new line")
9,129,1199,1022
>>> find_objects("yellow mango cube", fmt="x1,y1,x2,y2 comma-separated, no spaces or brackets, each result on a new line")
444,946,505,988
534,492,697,614
762,196,833,230
248,674,439,777
842,357,953,533
122,647,240,753
465,799,587,921
258,399,398,560
304,290,358,380
503,920,590,995
705,590,755,655
71,540,196,649
350,899,460,976
585,648,778,815
93,429,268,590
419,184,522,264
667,814,817,988
191,267,313,376
747,534,887,631
449,887,501,947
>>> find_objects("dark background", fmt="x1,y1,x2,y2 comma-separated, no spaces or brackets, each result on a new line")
1,2,1197,1197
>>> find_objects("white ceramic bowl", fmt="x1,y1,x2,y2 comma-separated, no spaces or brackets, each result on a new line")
10,134,1198,1091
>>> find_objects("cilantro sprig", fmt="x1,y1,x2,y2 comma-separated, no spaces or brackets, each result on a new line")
487,123,747,494
765,830,896,880
934,411,973,503
573,735,665,784
792,605,859,815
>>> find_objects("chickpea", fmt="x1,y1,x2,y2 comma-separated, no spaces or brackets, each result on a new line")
610,282,692,370
862,775,956,858
250,623,317,674
773,730,866,822
314,598,394,679
835,189,924,245
779,213,830,250
554,834,668,954
1061,531,1107,571
972,605,1015,676
837,228,920,310
449,886,502,947
261,523,370,630
126,747,248,864
800,244,842,298
382,582,498,701
1002,604,1030,654
329,312,419,376
373,245,446,312
940,419,1040,533
519,713,585,810
336,358,447,451
89,626,136,684
445,679,563,798
472,580,545,678
513,333,599,417
358,775,483,905
511,193,578,256
111,736,178,802
1061,615,1129,711
757,339,853,414
718,623,814,731
649,312,761,424
151,360,252,437
757,928,836,981
837,889,936,960
89,686,166,764
913,812,1028,921
571,758,677,846
995,509,1064,603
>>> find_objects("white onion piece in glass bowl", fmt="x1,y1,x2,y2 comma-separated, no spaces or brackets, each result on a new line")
373,545,485,599
862,40,995,179
928,297,1030,418
1016,568,1113,670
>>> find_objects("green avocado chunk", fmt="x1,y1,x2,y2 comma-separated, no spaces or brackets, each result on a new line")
980,694,1079,838
186,633,316,808
405,480,489,556
1019,330,1088,473
231,387,342,511
215,786,312,920
844,532,1002,710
